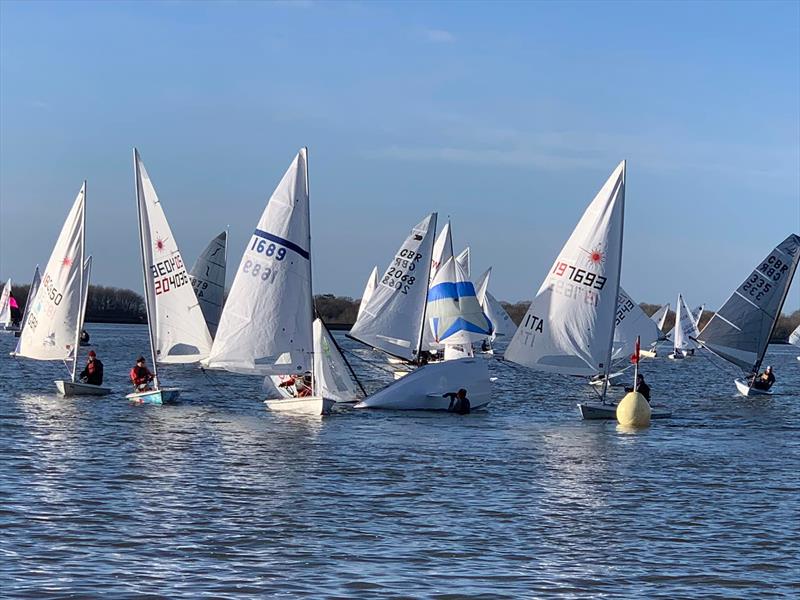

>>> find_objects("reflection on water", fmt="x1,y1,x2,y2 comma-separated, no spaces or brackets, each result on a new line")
1,324,798,597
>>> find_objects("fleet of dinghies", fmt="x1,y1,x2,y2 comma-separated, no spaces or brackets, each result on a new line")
5,150,799,415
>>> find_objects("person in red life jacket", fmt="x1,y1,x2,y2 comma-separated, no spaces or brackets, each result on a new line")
278,372,313,397
79,350,104,386
130,356,155,391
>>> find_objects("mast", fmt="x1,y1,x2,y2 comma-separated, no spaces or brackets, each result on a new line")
134,149,160,389
752,257,798,377
415,212,438,363
70,181,86,383
303,147,315,395
601,160,625,403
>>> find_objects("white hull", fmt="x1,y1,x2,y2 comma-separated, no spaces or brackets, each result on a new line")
577,402,672,420
355,358,491,410
55,380,111,397
734,378,772,397
588,370,627,388
667,352,685,360
264,395,334,415
639,349,657,358
126,388,181,405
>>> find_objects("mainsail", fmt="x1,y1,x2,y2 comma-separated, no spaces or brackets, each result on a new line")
474,267,517,340
789,324,800,347
313,318,362,402
348,213,438,361
505,161,626,377
455,247,471,278
692,304,705,328
206,149,313,375
427,256,492,345
14,184,86,362
430,222,453,282
134,150,212,364
189,231,228,337
697,234,800,374
650,303,670,332
356,266,379,321
612,287,659,360
673,294,699,353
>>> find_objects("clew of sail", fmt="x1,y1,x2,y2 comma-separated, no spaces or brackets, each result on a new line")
189,231,228,337
14,185,85,361
504,161,626,377
348,213,438,362
697,234,800,374
206,149,313,375
427,256,492,345
356,266,379,321
313,319,362,402
612,287,659,360
135,151,212,364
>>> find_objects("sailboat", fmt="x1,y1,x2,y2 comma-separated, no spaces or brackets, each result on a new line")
650,303,670,340
474,267,517,349
14,266,41,338
668,294,699,359
697,234,800,396
0,278,20,332
206,148,345,415
189,230,228,337
12,183,110,396
789,324,800,361
350,214,492,410
128,149,213,404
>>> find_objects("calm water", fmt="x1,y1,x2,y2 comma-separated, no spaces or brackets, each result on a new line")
1,323,798,598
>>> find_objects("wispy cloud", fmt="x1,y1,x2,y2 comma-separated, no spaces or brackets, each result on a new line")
421,28,456,44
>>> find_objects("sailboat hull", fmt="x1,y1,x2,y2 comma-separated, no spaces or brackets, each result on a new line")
734,378,772,397
639,349,657,358
577,402,672,420
667,352,686,360
126,388,181,405
355,358,491,411
55,380,111,397
264,396,334,416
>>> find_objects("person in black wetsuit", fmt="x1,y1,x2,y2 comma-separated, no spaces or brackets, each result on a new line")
751,366,775,391
443,388,470,414
625,374,651,403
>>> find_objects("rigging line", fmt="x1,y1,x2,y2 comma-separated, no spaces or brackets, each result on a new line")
340,346,409,377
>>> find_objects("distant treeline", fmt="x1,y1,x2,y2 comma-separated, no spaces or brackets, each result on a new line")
9,285,800,342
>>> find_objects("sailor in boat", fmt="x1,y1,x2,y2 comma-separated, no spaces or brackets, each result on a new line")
480,339,491,353
278,372,313,397
750,366,775,391
130,356,155,391
625,373,651,403
79,350,104,386
80,329,90,345
443,388,471,414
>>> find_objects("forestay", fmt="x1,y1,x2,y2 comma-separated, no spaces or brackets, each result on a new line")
356,266,379,321
0,279,11,326
14,184,85,362
348,213,438,361
313,319,361,402
612,287,659,360
427,256,492,345
189,231,227,337
505,161,625,377
698,234,800,374
134,151,212,363
206,149,313,375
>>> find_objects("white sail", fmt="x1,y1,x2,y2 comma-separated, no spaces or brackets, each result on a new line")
17,267,41,338
348,213,438,361
698,234,800,373
650,303,670,331
474,267,491,306
484,292,517,340
356,266,379,321
505,161,626,377
313,319,361,402
0,278,11,326
80,256,92,331
207,149,313,375
427,256,492,345
692,304,705,328
14,184,85,362
430,222,453,282
612,287,660,360
455,247,471,278
189,231,227,337
789,324,800,347
673,294,699,352
134,151,212,364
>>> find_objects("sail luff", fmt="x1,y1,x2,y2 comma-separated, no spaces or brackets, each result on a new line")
71,182,87,383
601,160,625,401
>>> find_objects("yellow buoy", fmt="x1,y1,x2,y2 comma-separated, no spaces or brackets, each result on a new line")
616,391,651,427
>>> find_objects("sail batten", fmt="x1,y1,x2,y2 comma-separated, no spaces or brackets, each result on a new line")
697,234,800,374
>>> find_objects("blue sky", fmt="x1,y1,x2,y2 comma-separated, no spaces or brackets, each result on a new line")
1,0,798,310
